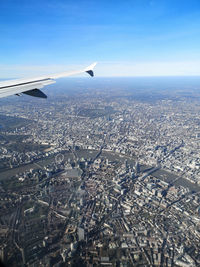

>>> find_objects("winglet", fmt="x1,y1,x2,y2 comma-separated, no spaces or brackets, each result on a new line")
84,62,97,77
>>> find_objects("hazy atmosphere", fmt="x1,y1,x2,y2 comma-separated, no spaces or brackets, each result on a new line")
1,1,200,267
1,0,200,77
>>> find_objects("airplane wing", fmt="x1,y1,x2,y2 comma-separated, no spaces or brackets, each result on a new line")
0,62,97,99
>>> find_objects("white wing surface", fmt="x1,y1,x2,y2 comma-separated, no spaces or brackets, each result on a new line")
0,62,97,99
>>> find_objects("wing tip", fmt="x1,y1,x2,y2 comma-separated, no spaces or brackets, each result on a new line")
85,62,97,77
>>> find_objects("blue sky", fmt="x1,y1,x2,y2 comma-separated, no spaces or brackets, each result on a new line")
1,0,200,77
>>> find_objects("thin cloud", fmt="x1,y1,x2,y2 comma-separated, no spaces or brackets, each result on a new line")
0,61,200,79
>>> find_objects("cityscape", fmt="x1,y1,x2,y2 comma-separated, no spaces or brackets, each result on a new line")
0,77,200,266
